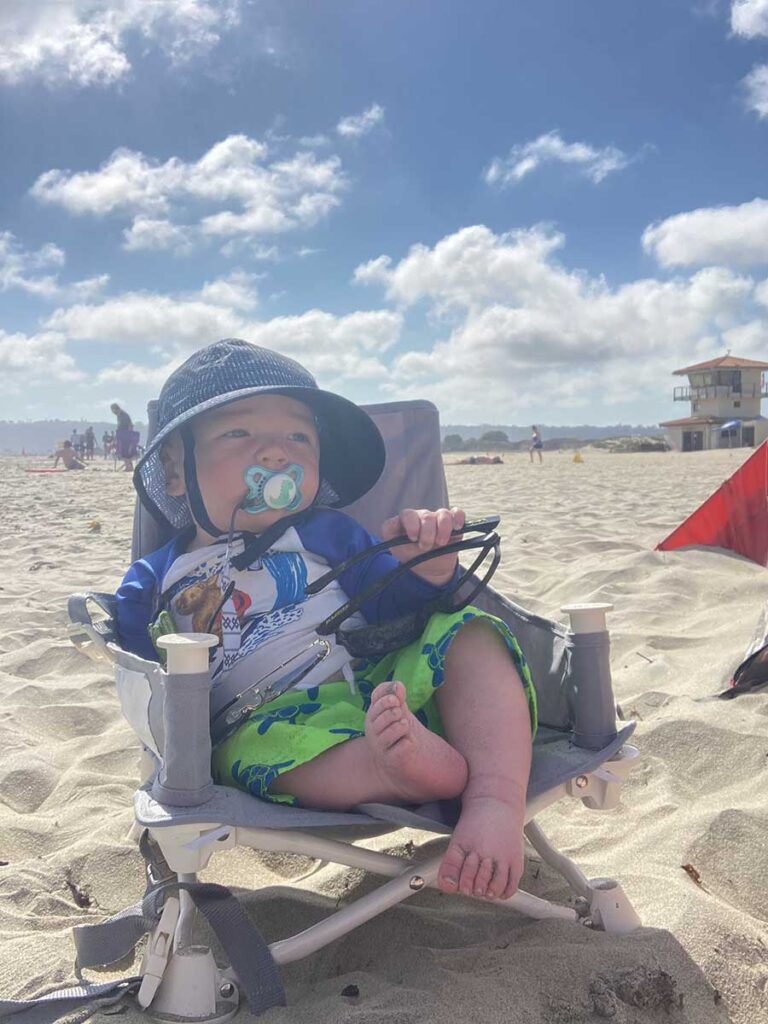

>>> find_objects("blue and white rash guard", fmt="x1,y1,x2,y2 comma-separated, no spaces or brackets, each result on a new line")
115,508,454,691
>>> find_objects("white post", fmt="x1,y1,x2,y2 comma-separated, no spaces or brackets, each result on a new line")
560,603,613,634
156,633,218,674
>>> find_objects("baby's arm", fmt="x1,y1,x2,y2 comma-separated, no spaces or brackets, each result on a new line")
380,507,465,586
300,509,459,624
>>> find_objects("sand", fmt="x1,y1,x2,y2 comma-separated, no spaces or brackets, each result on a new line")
1,447,767,1023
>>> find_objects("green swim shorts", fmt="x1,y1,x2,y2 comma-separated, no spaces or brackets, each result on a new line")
211,607,537,804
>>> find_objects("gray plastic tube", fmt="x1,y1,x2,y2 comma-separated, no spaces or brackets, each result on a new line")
568,631,618,751
151,669,214,806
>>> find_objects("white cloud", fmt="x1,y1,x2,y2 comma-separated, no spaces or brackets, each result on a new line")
31,135,347,250
68,273,111,300
96,358,182,388
0,232,64,298
40,272,401,390
743,63,768,117
731,0,768,36
197,270,259,311
642,198,768,267
484,130,632,187
0,230,109,300
45,287,251,347
0,0,241,88
354,224,573,311
219,238,280,260
0,329,82,391
355,224,760,421
721,317,768,354
244,310,400,379
123,217,195,254
336,104,385,138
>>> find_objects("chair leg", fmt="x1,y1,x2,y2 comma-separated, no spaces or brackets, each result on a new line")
137,879,239,1022
524,820,641,935
135,815,638,1020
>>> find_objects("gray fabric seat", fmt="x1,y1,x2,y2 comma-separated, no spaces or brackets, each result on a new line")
74,398,634,833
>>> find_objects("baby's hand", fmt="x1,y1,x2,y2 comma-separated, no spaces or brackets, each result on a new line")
381,507,465,586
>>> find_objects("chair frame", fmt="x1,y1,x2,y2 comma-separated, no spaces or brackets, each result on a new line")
71,606,640,1024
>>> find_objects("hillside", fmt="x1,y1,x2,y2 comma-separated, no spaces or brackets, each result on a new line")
0,420,146,455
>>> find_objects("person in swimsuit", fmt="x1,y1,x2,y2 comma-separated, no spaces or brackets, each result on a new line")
53,440,85,470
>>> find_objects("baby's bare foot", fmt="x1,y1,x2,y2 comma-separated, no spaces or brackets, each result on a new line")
364,681,468,804
438,793,525,901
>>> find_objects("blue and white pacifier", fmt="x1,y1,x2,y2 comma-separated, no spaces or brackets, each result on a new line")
242,463,305,514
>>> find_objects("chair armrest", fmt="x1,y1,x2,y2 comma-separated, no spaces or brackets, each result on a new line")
67,592,119,663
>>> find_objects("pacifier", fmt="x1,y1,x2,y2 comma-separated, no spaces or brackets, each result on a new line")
242,463,305,514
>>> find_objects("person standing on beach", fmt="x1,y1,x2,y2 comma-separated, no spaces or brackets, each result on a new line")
530,426,543,463
84,426,96,461
111,403,139,472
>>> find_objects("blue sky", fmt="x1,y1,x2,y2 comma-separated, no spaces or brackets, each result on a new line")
3,0,768,425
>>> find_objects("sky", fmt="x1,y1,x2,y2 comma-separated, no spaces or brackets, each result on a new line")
2,0,768,426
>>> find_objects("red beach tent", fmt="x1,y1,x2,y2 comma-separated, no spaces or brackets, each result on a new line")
657,441,768,566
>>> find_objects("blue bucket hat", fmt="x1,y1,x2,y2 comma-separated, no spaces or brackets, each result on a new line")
134,339,386,532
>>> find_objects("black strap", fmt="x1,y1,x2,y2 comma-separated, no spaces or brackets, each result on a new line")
230,508,313,569
306,515,501,595
316,530,500,637
180,424,223,538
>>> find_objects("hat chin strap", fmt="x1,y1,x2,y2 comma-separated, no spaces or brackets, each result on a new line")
180,424,227,539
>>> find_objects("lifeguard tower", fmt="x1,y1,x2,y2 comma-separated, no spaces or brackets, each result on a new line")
659,354,768,452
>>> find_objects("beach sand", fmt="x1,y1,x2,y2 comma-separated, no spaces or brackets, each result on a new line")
1,448,766,1022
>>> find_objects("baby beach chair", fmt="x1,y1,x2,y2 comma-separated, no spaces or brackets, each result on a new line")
5,399,639,1023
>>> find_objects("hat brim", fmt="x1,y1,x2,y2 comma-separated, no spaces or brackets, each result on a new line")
134,384,386,531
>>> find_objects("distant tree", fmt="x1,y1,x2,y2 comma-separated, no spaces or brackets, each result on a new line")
479,430,510,449
442,433,465,451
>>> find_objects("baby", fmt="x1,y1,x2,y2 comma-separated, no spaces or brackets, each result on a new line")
116,339,536,901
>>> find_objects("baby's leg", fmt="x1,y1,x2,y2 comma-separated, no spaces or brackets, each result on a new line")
269,682,467,808
435,618,532,900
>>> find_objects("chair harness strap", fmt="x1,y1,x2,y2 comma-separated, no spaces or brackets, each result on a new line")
1,832,285,1022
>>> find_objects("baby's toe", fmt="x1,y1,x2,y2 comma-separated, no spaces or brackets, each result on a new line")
500,870,522,901
473,857,496,898
437,842,468,892
458,850,481,896
370,680,405,705
368,699,406,735
375,716,410,748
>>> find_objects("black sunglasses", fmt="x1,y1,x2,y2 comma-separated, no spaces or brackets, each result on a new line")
306,515,502,659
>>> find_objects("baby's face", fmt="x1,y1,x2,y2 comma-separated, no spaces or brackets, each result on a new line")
168,394,321,543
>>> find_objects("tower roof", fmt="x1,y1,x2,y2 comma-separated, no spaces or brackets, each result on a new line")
673,354,768,375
